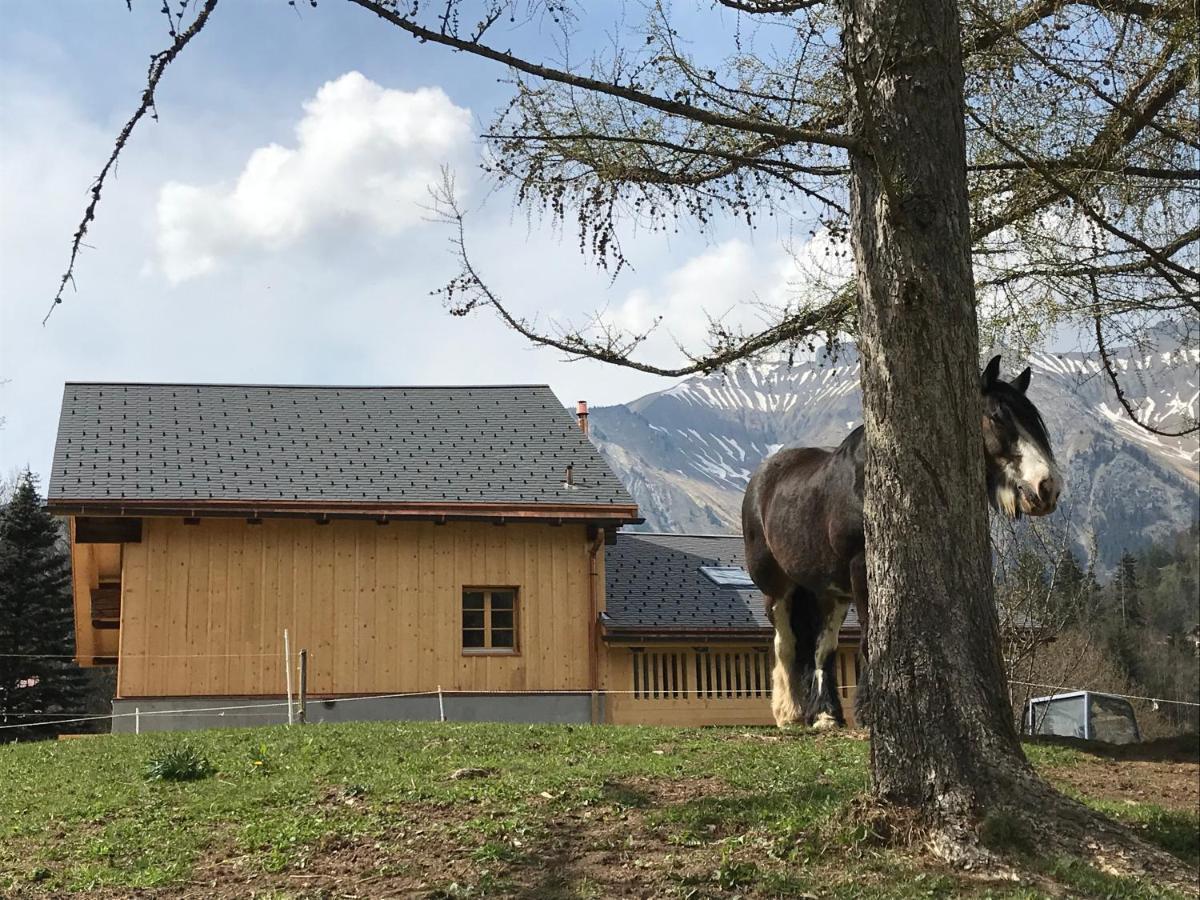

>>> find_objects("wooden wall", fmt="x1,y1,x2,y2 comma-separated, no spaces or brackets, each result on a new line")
70,537,121,664
604,644,860,727
115,517,595,699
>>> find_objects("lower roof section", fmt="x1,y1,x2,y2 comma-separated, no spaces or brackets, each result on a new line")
603,531,861,638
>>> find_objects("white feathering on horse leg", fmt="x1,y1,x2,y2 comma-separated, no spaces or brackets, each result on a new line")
771,601,803,727
811,596,849,728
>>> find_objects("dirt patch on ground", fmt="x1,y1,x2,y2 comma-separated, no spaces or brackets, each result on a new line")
1039,736,1200,813
65,778,737,899
1044,755,1200,813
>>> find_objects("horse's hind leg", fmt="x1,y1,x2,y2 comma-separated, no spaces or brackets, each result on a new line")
807,592,850,730
769,587,816,727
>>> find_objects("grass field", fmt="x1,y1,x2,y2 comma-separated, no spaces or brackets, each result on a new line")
0,722,1195,898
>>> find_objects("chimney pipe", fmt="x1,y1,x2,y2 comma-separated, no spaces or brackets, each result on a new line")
576,400,589,435
564,463,575,489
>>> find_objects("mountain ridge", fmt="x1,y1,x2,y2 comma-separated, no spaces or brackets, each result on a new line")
589,343,1199,571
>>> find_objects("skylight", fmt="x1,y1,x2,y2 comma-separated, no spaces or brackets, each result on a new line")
700,566,756,588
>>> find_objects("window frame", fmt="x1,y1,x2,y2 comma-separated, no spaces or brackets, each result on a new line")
461,586,521,656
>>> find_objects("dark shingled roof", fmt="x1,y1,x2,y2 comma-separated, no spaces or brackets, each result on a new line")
603,532,860,636
49,383,635,511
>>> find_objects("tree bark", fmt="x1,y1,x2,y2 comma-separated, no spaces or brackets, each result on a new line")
842,1,1197,881
843,0,1031,836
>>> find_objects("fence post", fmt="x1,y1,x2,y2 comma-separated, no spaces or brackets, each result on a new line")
284,629,294,726
297,650,308,725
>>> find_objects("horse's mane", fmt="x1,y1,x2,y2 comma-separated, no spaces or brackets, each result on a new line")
989,382,1054,458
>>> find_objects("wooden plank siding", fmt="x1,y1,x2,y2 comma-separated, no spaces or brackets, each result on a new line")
115,517,594,699
604,644,861,727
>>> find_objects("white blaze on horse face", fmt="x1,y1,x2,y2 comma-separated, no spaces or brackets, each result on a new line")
1014,424,1063,515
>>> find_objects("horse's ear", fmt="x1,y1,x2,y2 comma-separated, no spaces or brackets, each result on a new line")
981,355,1002,391
1013,367,1032,394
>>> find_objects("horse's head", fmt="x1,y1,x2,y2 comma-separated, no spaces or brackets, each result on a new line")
980,355,1062,518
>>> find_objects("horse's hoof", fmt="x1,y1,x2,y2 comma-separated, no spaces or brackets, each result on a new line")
812,712,839,731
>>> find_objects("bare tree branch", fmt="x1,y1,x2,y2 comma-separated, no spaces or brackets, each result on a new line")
430,177,853,377
1091,277,1199,437
970,108,1199,289
44,0,221,325
345,0,856,149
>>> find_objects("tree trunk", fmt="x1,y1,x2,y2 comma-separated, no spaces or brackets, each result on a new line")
841,0,1196,882
843,0,1028,819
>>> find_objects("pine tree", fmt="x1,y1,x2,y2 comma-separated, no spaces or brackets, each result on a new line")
0,471,89,739
1051,551,1090,626
1113,551,1144,628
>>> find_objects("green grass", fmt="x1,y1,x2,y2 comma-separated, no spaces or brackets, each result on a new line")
0,723,1194,897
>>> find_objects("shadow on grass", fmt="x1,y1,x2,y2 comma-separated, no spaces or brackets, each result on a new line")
1113,806,1200,868
655,781,847,841
598,780,654,809
1024,734,1199,764
1045,857,1189,900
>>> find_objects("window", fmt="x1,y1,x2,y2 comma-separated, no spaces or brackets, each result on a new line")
1027,695,1086,738
699,565,756,588
462,588,518,653
1088,695,1140,744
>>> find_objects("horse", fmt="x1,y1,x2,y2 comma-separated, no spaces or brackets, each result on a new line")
741,355,1063,729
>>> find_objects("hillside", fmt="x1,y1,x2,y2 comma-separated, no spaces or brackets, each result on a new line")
590,341,1199,570
0,722,1196,898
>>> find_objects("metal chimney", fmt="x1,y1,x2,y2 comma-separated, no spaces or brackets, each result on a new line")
576,400,589,435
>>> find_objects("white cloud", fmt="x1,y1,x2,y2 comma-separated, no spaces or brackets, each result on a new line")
607,240,760,349
156,71,473,282
599,233,852,368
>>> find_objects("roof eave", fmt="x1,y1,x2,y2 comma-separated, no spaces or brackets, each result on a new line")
47,498,642,525
601,623,862,643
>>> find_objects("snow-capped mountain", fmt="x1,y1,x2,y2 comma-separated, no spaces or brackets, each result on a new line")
589,342,1198,571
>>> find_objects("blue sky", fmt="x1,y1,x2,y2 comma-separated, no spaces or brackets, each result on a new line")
0,1,837,484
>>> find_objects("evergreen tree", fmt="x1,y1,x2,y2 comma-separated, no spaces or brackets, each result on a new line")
0,471,88,740
1113,551,1144,628
1050,550,1090,626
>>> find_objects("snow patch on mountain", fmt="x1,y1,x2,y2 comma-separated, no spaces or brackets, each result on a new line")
589,343,1198,571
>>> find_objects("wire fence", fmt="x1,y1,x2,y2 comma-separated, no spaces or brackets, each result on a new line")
3,675,1195,734
6,629,1198,738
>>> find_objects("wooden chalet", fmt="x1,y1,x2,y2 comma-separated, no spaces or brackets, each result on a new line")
49,382,860,731
49,383,641,730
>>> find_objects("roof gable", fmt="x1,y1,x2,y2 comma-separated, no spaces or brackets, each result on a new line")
49,383,635,514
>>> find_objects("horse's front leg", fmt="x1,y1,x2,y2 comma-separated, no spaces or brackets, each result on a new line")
769,590,812,727
850,552,871,727
808,592,850,729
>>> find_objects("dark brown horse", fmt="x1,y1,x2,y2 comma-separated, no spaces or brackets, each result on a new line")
742,356,1062,728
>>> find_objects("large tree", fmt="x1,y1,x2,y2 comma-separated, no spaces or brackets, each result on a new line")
49,0,1196,880
0,472,89,740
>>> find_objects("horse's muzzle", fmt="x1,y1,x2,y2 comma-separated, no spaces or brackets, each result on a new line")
1019,479,1060,516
